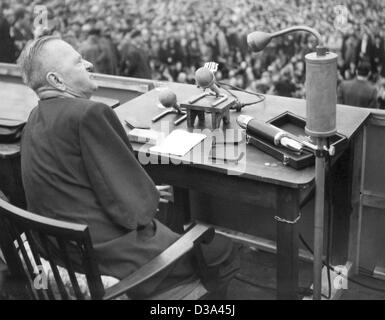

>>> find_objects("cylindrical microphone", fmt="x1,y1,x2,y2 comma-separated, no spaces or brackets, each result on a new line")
237,115,303,152
305,52,338,137
195,67,222,97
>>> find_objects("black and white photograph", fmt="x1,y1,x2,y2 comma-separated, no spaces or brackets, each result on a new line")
0,0,385,307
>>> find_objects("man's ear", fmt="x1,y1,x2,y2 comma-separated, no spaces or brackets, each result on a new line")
46,72,66,91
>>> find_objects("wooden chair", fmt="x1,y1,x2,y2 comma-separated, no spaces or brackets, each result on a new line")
0,197,215,300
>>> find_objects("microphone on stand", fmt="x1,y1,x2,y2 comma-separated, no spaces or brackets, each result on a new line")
158,88,182,113
195,67,257,112
152,88,186,125
246,25,333,301
195,67,222,97
237,115,304,152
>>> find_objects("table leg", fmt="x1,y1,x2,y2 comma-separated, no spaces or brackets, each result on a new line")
211,113,218,129
197,111,205,124
186,109,196,128
276,187,299,300
223,108,230,125
172,187,191,233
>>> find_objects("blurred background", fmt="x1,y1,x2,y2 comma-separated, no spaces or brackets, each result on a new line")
0,0,384,104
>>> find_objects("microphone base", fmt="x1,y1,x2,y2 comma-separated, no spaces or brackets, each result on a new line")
181,94,237,129
152,109,187,126
187,91,227,105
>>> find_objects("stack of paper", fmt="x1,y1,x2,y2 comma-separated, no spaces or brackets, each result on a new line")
128,128,164,145
150,129,206,157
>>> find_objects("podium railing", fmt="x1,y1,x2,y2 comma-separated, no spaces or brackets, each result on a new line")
0,63,155,104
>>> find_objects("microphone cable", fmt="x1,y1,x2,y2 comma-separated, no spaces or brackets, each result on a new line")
299,234,385,295
299,138,385,297
300,136,385,297
299,231,385,295
217,81,265,110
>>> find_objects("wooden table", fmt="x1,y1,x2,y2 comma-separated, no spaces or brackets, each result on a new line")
114,82,371,300
0,79,371,299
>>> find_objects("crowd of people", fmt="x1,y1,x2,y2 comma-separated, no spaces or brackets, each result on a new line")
1,0,385,106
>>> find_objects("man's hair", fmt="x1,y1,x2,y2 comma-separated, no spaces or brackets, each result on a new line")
357,60,371,77
17,36,61,91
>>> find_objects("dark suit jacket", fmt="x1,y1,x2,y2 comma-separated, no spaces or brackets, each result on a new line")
0,16,16,63
355,37,374,66
120,43,152,79
21,97,194,296
337,78,378,109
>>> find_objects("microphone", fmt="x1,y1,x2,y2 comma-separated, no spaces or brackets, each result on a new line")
159,88,177,108
247,31,273,53
195,67,222,97
158,88,182,113
153,88,186,125
237,115,303,152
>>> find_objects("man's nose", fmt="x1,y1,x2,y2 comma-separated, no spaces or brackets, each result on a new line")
83,60,94,72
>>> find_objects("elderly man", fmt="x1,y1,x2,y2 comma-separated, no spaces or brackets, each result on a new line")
18,36,238,298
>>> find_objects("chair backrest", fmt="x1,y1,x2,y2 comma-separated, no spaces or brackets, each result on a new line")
0,198,105,300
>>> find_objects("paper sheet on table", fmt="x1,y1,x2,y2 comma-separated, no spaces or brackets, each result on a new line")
150,129,206,157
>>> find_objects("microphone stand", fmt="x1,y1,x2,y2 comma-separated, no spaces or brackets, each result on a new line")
188,90,228,108
152,106,187,126
271,26,323,45
247,25,336,300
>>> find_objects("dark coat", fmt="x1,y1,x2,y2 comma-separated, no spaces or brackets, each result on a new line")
0,15,16,63
337,78,378,109
20,97,194,296
120,43,152,79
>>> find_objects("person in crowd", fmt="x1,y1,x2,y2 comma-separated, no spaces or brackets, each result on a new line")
0,7,16,63
2,0,385,98
273,69,298,98
99,29,119,75
79,28,105,74
120,30,152,79
377,79,385,109
338,60,378,109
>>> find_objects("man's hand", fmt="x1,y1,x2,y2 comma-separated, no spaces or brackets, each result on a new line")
156,185,173,203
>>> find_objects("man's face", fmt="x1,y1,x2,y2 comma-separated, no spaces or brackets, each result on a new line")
44,40,98,98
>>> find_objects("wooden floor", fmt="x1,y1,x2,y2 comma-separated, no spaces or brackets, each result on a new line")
229,248,385,300
1,245,384,300
227,246,313,300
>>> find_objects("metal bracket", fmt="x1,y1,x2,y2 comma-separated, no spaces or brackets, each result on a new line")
274,212,302,224
315,145,335,158
188,91,228,107
152,108,187,126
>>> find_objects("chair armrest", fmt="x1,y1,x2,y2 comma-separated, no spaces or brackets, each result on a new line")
103,223,214,300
